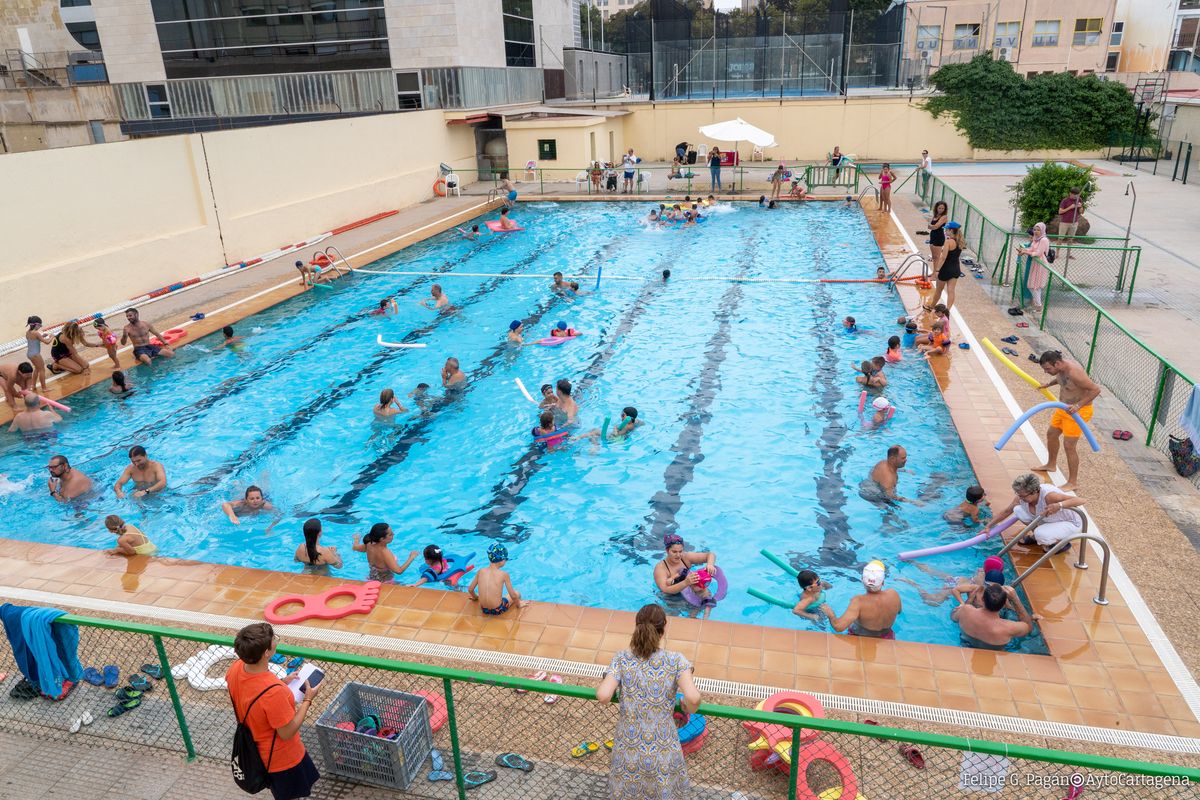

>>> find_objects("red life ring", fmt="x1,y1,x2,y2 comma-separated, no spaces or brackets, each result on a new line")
793,740,858,800
311,253,332,268
433,178,447,197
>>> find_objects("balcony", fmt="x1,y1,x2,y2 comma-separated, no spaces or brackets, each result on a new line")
1,49,107,89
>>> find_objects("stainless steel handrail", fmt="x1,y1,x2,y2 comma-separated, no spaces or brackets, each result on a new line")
890,253,930,282
997,514,1111,605
321,245,351,276
856,185,880,204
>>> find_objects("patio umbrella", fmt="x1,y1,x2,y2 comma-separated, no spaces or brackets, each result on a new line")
698,117,777,159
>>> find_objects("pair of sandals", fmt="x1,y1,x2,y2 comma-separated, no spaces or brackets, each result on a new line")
514,670,562,703
1112,429,1134,440
571,739,614,758
428,749,529,787
864,721,925,770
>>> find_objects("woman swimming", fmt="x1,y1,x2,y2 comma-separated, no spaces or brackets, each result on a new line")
294,518,342,574
352,523,417,583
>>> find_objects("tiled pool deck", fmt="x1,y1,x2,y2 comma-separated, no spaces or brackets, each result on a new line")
2,193,1199,753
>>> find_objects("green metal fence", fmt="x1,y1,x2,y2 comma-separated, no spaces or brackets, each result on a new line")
1,613,1197,799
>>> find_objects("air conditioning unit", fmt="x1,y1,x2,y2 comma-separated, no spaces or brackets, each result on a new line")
920,50,930,61
997,47,1011,61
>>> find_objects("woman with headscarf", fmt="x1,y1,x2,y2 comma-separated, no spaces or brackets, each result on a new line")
1016,222,1051,310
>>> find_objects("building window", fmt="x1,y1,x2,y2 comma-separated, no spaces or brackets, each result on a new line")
953,23,980,50
915,25,940,52
538,139,557,160
993,21,1019,49
88,120,105,143
145,84,172,118
1032,20,1060,47
65,21,101,50
60,0,92,6
1105,51,1120,72
150,0,390,78
1073,18,1103,47
396,71,421,110
503,0,535,68
1110,21,1124,47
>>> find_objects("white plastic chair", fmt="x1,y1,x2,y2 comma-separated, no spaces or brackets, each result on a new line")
751,146,765,162
444,173,461,197
637,170,652,192
574,171,589,191
524,160,537,182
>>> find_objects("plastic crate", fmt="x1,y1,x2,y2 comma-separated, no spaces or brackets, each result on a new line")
314,682,433,790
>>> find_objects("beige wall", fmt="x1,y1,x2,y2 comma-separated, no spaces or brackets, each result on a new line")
0,110,477,339
1113,0,1175,73
505,116,625,172
0,0,83,55
619,97,971,162
1169,103,1200,153
92,0,166,83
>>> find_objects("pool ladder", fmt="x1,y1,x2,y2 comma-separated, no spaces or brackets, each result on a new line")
997,513,1111,605
855,185,879,205
311,245,351,277
889,253,930,284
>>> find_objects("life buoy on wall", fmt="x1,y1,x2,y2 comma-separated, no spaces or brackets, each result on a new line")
433,178,447,197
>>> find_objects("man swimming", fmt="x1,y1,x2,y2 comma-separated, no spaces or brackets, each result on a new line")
121,308,176,365
442,357,466,389
862,445,908,502
421,284,452,311
114,445,167,499
508,320,527,344
819,561,902,639
554,378,578,424
47,454,93,502
9,394,61,434
551,272,575,297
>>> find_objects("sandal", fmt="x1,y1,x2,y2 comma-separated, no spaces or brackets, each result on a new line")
1001,347,1018,356
495,752,535,772
102,665,120,689
603,739,614,750
139,663,163,680
544,674,562,704
82,667,104,686
107,698,141,717
571,741,601,758
463,770,497,790
69,711,94,733
1121,430,1133,440
1000,335,1019,344
1015,322,1030,327
515,670,546,694
958,342,970,349
115,687,143,702
899,743,926,770
1028,354,1039,363
128,674,152,693
9,679,38,700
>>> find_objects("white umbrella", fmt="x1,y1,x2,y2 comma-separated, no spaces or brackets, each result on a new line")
698,117,777,158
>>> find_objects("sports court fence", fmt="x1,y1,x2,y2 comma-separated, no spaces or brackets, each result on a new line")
0,613,1197,800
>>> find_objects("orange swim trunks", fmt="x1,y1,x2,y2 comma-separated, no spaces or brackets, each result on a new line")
1050,404,1093,438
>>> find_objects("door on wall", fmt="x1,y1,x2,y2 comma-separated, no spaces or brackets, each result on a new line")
475,127,509,179
608,131,614,164
589,131,596,163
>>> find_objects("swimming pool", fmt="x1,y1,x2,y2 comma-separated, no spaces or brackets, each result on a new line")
0,201,1045,652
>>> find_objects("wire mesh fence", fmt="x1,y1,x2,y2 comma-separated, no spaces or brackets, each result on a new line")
0,613,1198,800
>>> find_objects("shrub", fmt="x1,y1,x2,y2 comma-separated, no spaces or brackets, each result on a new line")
1009,162,1098,230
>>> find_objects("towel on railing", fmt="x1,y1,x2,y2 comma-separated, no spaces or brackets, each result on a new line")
1181,385,1200,444
0,604,82,698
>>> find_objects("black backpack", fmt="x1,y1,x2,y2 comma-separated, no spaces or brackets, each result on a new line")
231,686,280,793
1047,247,1057,264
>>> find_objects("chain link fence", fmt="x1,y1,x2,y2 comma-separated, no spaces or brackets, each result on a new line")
0,613,1198,799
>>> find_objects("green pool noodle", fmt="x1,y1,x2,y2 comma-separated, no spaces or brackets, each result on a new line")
747,587,794,609
760,549,799,578
600,416,611,440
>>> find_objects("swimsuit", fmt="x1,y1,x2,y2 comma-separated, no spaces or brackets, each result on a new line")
367,564,394,583
661,560,689,587
928,219,946,247
26,336,41,359
937,244,963,282
481,598,510,616
848,623,895,639
133,344,161,360
959,633,1006,651
50,336,70,362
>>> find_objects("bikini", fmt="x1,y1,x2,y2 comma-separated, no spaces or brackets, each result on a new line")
661,559,690,587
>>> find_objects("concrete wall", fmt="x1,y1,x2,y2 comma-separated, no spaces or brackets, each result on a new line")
92,0,166,83
0,0,82,55
0,84,127,152
619,96,971,162
505,115,625,172
0,109,476,338
1114,0,1175,73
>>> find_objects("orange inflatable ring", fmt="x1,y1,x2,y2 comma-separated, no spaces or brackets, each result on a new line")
264,581,381,625
312,253,332,268
150,328,189,347
433,178,447,197
793,740,859,800
413,689,448,732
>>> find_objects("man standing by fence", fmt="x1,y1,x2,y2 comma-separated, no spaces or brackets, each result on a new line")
1032,350,1102,492
919,149,933,195
1057,187,1084,262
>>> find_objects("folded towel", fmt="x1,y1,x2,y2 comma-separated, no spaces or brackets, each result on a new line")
1181,385,1200,444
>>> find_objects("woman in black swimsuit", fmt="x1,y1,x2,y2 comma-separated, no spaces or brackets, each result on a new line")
929,220,964,311
927,201,948,267
652,533,717,597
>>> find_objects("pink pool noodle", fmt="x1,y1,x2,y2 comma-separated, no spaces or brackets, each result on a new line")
898,515,1019,561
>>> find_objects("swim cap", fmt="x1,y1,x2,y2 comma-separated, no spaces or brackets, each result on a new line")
862,560,886,590
983,556,1004,573
945,221,962,229
294,260,303,267
509,320,521,331
984,569,1006,585
663,533,684,549
872,397,891,410
487,543,509,563
556,321,567,330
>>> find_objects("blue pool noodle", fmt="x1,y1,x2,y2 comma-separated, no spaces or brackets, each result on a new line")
995,401,1100,453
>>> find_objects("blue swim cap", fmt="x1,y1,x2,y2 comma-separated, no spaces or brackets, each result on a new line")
556,321,567,330
487,543,509,563
509,320,521,331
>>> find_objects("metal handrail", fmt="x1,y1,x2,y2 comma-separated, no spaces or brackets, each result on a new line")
856,185,879,204
890,253,929,282
996,514,1111,605
487,188,500,203
321,245,351,276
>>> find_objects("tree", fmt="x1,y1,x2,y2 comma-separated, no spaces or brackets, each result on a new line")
924,54,1136,151
1009,162,1098,230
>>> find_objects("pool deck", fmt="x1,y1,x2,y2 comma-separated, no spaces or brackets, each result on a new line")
2,194,1199,755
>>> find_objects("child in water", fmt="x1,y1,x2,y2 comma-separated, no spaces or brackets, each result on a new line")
538,384,557,409
222,325,245,350
792,569,831,622
106,515,156,557
109,371,133,395
549,321,580,338
690,568,718,619
944,485,990,525
885,335,903,363
843,316,858,333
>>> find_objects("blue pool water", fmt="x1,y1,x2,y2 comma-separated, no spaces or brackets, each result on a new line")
0,201,1045,652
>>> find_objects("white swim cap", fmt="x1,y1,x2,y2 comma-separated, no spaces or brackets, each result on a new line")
872,397,891,410
862,560,886,590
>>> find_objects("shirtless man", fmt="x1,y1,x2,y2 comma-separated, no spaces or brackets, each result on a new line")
554,378,578,424
952,584,1036,651
867,445,908,501
120,308,175,365
114,445,167,499
507,320,527,345
551,272,574,297
9,394,62,434
0,362,35,410
47,454,93,502
421,284,452,312
819,561,902,639
1031,350,1102,491
442,357,466,389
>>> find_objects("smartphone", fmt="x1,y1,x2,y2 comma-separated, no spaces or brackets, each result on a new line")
303,668,325,692
289,664,326,702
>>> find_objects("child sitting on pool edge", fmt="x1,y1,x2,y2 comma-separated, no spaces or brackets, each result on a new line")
106,515,156,557
792,569,831,622
468,544,528,615
944,485,991,526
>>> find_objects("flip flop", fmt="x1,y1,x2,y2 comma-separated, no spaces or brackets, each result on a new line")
115,687,143,702
543,674,562,704
286,657,304,670
269,654,286,665
571,741,601,758
128,674,152,693
69,710,94,733
603,739,614,750
102,665,119,689
1000,336,1019,344
495,753,534,772
958,342,970,349
899,743,926,770
463,770,497,790
1016,322,1030,328
139,664,163,680
1111,429,1124,440
515,670,547,694
1028,354,1039,363
107,698,140,717
1062,773,1085,799
9,679,38,700
431,749,444,772
1001,347,1018,356
428,770,455,782
82,667,104,686
1120,430,1133,440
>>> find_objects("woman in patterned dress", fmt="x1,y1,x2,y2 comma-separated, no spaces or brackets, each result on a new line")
597,604,701,800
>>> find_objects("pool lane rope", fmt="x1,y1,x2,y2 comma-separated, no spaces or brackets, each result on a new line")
351,268,829,285
981,338,1057,402
995,401,1100,454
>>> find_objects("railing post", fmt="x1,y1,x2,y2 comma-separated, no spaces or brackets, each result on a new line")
1147,366,1169,447
1086,311,1101,373
786,725,801,800
538,168,544,195
1127,248,1140,305
1038,270,1051,330
443,677,468,800
154,634,196,762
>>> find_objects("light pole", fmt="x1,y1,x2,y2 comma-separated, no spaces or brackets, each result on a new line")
1117,180,1136,292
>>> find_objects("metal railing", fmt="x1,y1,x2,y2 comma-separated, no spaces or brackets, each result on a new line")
995,515,1112,605
1,611,1197,800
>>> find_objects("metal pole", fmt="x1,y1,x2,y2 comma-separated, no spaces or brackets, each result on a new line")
443,678,468,800
587,0,593,51
154,634,196,762
786,726,801,800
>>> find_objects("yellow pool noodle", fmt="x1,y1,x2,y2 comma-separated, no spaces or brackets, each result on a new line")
981,338,1057,402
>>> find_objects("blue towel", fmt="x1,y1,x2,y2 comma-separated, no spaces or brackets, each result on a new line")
0,604,82,698
1181,385,1200,444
